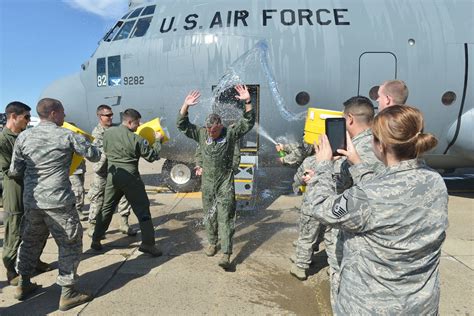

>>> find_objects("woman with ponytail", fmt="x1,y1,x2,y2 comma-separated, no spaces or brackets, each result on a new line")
307,105,448,314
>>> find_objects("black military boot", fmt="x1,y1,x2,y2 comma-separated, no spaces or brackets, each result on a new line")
138,219,162,257
59,286,93,311
14,276,42,300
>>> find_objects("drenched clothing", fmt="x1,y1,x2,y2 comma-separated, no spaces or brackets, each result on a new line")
177,109,255,254
308,159,448,315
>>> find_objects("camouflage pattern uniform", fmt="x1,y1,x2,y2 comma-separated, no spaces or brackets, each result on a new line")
307,158,448,315
10,121,100,286
177,109,255,255
0,128,24,274
87,124,131,224
293,155,325,270
310,128,383,307
70,160,86,216
92,125,161,244
280,142,307,166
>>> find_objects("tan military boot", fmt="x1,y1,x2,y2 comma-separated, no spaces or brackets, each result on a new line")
290,264,307,281
35,260,52,273
218,254,231,270
59,286,93,311
138,243,162,257
204,244,217,257
14,277,42,300
87,222,95,238
119,215,137,236
7,270,19,286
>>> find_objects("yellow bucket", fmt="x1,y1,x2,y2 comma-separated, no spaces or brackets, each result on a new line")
304,108,343,144
62,122,94,175
135,118,169,145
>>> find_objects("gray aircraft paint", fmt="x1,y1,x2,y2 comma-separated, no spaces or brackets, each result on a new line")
41,0,474,171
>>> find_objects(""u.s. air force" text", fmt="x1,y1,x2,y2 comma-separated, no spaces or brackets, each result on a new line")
158,9,350,33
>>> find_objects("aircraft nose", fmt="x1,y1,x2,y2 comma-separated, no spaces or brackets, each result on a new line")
40,73,89,127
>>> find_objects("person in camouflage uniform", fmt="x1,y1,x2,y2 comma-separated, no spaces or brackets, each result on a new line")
87,105,135,237
307,105,448,315
70,149,87,221
177,85,255,269
0,102,51,286
376,79,409,111
275,141,312,166
91,109,163,257
9,98,101,311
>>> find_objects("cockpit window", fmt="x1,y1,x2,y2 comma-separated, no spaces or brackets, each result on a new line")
121,11,131,19
131,17,152,38
103,21,123,42
108,55,121,86
128,7,143,19
141,5,156,16
113,20,136,41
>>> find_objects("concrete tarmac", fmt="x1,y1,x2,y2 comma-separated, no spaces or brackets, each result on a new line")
0,161,472,315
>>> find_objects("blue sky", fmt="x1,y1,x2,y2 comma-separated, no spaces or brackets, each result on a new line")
0,0,138,113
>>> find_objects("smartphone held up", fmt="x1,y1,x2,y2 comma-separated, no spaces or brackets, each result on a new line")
325,118,347,156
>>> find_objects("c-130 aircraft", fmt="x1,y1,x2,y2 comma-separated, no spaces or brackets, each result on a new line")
41,0,474,193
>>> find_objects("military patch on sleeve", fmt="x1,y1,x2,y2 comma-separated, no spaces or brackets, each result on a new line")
143,139,149,147
332,194,348,218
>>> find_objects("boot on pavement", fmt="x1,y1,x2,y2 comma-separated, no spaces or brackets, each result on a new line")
59,286,93,311
119,215,137,236
14,276,42,300
137,219,162,257
204,244,217,257
290,264,307,281
90,239,103,251
218,254,231,270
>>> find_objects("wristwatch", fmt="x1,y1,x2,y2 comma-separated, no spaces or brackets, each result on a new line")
245,99,252,104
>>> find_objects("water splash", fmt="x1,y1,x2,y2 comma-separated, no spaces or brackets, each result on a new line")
257,123,277,145
208,40,306,122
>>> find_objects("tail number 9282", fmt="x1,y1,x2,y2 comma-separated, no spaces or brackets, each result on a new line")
124,76,145,85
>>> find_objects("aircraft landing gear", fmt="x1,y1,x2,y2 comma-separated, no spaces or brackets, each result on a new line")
162,160,201,192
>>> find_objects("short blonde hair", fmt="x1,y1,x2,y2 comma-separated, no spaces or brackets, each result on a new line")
382,80,409,105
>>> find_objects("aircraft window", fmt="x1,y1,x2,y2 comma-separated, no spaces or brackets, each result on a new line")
108,55,121,86
369,86,379,101
295,91,310,106
113,20,136,41
121,11,131,19
131,17,152,38
442,91,456,105
96,58,107,87
128,7,143,19
141,5,155,16
103,21,123,42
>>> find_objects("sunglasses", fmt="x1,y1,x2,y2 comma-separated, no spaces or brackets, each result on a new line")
100,113,113,117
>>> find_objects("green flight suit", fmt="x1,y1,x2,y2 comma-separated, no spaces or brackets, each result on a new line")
177,109,255,254
92,125,161,245
0,128,23,272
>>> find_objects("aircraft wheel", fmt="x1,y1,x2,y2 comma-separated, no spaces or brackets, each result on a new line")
162,160,201,192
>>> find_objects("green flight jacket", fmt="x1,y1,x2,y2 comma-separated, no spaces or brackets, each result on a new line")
177,109,255,185
103,124,161,174
0,128,23,214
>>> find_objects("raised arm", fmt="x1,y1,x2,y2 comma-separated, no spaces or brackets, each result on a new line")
177,90,202,142
229,85,256,139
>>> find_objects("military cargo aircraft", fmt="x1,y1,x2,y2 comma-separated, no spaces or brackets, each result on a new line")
41,0,474,192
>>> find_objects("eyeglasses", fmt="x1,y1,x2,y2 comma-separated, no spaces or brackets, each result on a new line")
100,113,113,117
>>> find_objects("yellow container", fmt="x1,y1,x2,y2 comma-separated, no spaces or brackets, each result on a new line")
62,122,94,175
135,118,169,145
304,108,343,144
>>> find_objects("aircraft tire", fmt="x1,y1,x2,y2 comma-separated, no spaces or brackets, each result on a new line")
162,160,201,192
